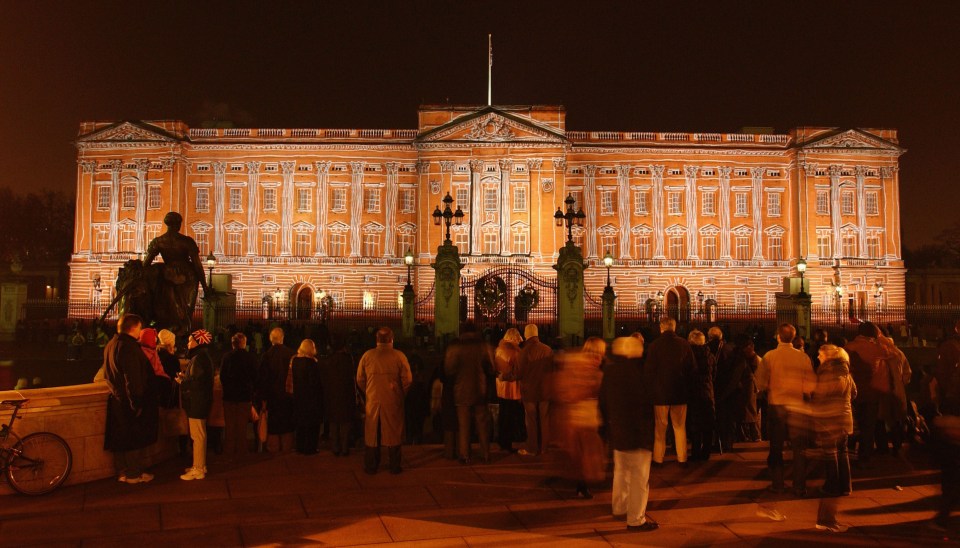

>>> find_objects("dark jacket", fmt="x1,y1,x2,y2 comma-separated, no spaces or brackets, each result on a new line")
157,348,182,409
219,348,258,402
318,349,357,422
258,343,297,434
936,334,960,415
292,356,323,422
444,332,495,406
599,354,655,451
103,333,159,452
181,345,214,419
644,330,696,405
688,345,717,429
512,336,554,403
846,335,889,404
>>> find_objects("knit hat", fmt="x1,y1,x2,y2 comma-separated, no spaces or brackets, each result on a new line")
524,324,539,339
190,329,213,346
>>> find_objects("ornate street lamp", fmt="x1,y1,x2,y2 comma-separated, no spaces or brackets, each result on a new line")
797,257,807,297
404,248,415,291
554,194,586,244
205,252,216,289
603,250,614,288
433,192,463,244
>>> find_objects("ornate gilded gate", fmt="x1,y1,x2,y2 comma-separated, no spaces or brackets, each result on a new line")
460,266,558,332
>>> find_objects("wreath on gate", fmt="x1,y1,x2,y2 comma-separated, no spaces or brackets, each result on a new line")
476,276,508,318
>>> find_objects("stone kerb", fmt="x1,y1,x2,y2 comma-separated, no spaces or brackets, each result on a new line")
0,383,179,495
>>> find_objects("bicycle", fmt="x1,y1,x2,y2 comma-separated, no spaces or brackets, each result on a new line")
1,398,73,495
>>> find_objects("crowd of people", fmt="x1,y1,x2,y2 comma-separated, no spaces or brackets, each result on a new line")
96,313,960,534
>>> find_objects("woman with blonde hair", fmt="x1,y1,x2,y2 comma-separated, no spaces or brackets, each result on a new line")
495,328,524,452
291,339,322,454
553,336,606,498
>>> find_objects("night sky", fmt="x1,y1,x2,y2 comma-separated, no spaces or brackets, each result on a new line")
2,1,958,249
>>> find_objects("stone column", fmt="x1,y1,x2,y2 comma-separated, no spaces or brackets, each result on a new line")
499,158,513,255
829,165,842,258
555,240,587,347
650,165,666,259
685,166,700,260
856,165,868,258
78,160,97,254
349,161,364,257
751,167,765,260
468,159,483,255
106,160,121,252
616,164,632,259
212,161,227,255
432,241,463,341
384,162,400,258
583,164,598,259
280,161,296,256
134,159,151,254
800,162,817,259
315,161,330,255
246,161,261,256
718,166,732,259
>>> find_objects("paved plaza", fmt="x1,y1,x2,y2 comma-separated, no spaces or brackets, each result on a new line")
0,441,956,547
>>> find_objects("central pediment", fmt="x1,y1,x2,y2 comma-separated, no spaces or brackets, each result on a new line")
417,107,567,145
797,128,904,153
76,121,182,144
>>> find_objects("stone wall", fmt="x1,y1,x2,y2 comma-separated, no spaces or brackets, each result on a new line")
0,383,179,495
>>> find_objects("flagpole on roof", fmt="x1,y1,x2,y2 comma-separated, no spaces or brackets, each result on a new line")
488,34,492,106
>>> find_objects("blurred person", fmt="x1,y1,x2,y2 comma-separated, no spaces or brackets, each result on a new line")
687,330,716,461
219,332,258,456
553,337,606,498
292,339,322,454
793,336,806,351
644,317,695,466
494,328,524,452
179,329,214,481
257,327,297,453
357,327,413,474
757,323,816,496
810,344,857,499
809,329,829,371
930,319,960,532
846,322,890,467
103,314,158,484
444,325,495,464
318,337,357,456
600,336,658,532
508,324,555,456
877,333,912,455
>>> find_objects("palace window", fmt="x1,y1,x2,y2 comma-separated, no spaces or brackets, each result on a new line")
600,234,617,254
701,235,717,260
263,188,277,212
867,235,881,258
298,189,311,213
841,191,854,215
117,224,135,252
97,187,110,210
767,234,783,260
454,231,469,251
669,235,685,260
195,188,209,213
147,186,161,210
227,231,243,256
513,186,527,212
194,231,209,256
121,186,136,210
484,187,498,212
94,226,110,253
667,192,683,215
816,190,829,215
735,235,751,260
817,232,832,258
295,233,312,256
401,189,416,213
332,188,346,212
634,190,649,215
229,188,242,212
734,193,748,216
512,229,529,254
145,224,161,244
456,185,469,211
363,233,380,257
600,190,615,216
483,232,499,255
634,234,651,259
261,232,277,256
702,191,716,216
866,191,879,216
572,228,584,249
735,293,749,310
329,232,346,257
396,232,415,258
841,233,857,257
767,193,781,217
365,188,381,213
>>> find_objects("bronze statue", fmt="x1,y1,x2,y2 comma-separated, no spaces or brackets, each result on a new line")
102,212,212,336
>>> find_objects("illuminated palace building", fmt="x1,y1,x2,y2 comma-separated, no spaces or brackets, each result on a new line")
70,104,905,313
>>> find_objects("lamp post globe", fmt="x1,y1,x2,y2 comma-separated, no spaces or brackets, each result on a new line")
205,252,216,290
796,257,807,296
603,251,614,287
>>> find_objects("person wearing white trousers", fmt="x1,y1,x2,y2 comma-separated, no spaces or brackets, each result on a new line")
612,448,653,527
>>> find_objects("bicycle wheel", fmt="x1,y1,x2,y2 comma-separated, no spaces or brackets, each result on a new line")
6,432,72,495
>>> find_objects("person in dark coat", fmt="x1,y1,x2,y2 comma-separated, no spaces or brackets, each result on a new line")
179,329,214,480
103,314,159,484
156,329,182,408
219,332,258,456
257,327,297,453
846,321,888,467
444,326,495,464
318,337,357,456
643,317,695,466
709,327,737,451
600,336,658,532
687,330,716,461
506,324,554,456
292,339,322,454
